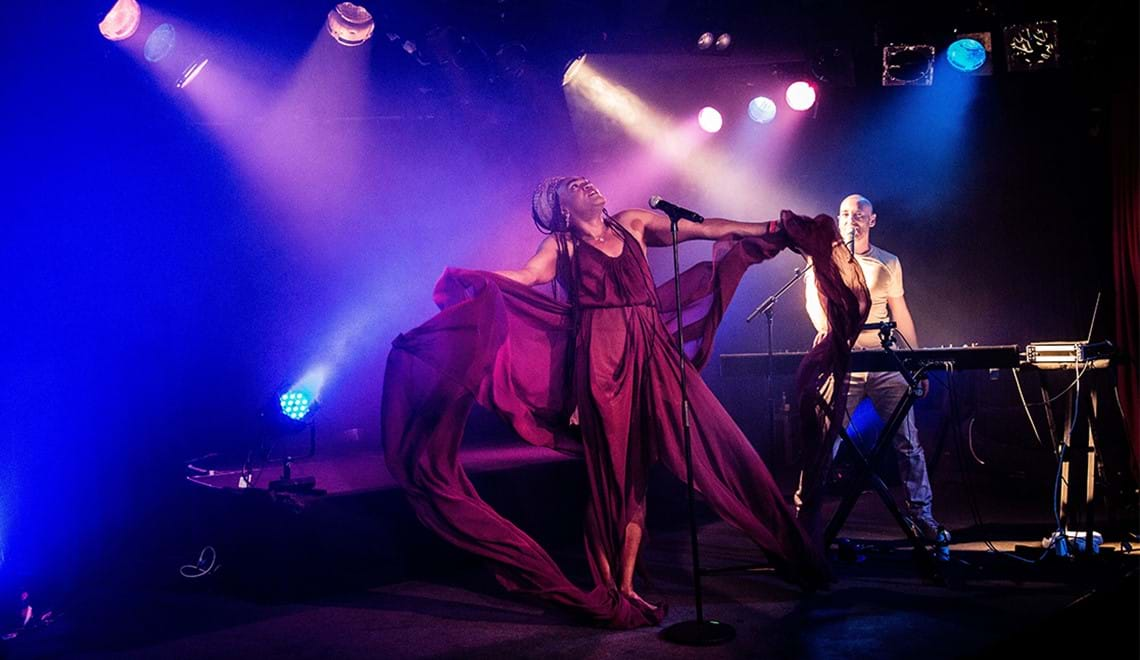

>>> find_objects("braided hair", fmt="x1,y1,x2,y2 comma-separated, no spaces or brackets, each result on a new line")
531,176,578,305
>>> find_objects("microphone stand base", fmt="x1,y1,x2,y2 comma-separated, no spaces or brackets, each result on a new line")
662,619,736,646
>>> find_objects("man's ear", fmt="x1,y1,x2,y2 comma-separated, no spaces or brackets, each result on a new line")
868,213,877,228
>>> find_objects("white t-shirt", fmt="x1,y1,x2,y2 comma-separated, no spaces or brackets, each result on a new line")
806,244,905,349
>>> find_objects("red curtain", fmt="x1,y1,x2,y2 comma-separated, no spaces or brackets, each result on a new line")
1111,88,1140,478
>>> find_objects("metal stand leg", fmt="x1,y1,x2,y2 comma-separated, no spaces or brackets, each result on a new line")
822,389,945,579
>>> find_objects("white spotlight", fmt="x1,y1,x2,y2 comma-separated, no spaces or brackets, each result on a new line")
785,81,817,111
697,107,723,133
562,53,587,87
747,96,777,123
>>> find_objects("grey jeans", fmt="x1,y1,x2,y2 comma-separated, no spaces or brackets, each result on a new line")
795,371,936,525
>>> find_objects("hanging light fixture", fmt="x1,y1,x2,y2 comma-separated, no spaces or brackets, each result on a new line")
98,0,141,41
697,107,723,133
882,44,936,86
785,81,817,111
747,96,777,124
1004,20,1060,72
143,23,177,63
175,55,209,89
562,52,587,87
326,3,375,47
947,31,993,75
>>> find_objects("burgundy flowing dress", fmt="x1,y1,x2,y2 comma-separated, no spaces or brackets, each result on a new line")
381,212,867,629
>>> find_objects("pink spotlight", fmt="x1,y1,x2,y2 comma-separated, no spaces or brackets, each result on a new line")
99,0,141,41
697,106,723,133
785,81,817,111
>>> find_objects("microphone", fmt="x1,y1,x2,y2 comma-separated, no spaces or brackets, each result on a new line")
843,224,856,255
649,196,705,224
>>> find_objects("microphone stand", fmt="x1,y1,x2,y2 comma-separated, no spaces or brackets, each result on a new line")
746,263,814,450
660,212,735,646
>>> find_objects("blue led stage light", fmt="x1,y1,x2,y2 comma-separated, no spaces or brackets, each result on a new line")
279,390,314,421
947,38,986,72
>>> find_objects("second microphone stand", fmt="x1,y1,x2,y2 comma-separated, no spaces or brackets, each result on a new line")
677,263,817,582
746,262,814,448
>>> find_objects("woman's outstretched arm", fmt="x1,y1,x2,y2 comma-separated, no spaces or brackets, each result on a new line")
493,234,561,286
618,208,780,247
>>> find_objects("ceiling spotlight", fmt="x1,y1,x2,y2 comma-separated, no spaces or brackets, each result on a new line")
715,33,732,51
697,107,723,133
175,56,209,89
1004,20,1059,72
747,96,777,124
143,24,176,63
99,0,141,41
326,2,375,47
882,44,936,86
785,81,817,111
562,52,587,87
697,32,715,50
947,32,992,74
947,37,985,72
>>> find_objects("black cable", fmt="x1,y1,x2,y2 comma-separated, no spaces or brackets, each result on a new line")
1042,361,1091,404
1032,370,1069,541
1012,368,1047,448
947,367,1053,563
944,365,998,553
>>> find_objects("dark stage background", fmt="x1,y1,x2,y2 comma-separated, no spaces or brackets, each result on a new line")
1,0,1134,608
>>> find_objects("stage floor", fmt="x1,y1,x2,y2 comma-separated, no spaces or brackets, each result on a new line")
5,443,1138,659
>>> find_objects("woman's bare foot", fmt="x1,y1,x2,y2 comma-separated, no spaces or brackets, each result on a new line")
620,587,659,612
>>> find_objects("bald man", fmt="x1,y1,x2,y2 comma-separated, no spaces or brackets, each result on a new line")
796,194,947,546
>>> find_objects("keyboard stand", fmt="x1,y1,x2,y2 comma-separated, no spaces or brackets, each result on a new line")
817,331,948,579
